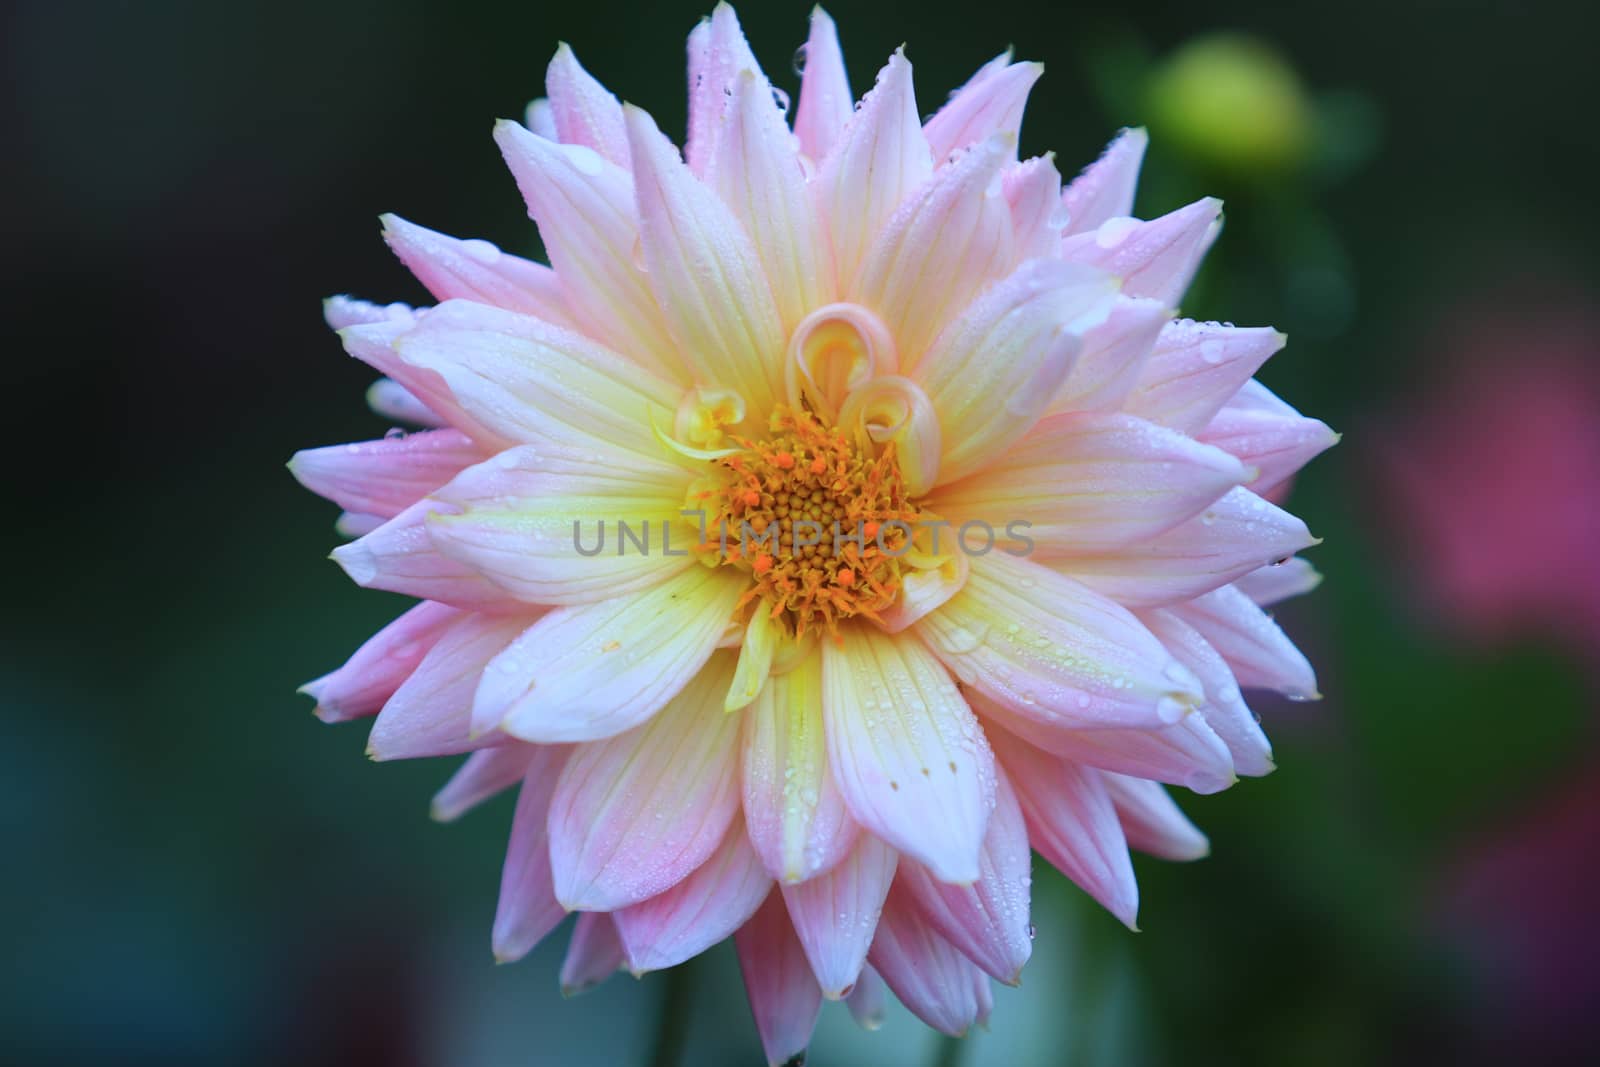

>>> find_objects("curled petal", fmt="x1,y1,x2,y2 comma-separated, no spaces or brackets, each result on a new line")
473,565,746,743
793,6,852,162
290,428,484,521
300,601,460,723
922,58,1043,163
786,302,898,424
816,49,933,290
898,764,1033,984
781,833,897,998
822,625,996,884
545,43,629,167
560,913,626,996
917,258,1118,483
380,215,576,327
869,884,993,1037
835,374,940,496
547,653,743,910
368,612,536,761
918,552,1203,731
878,543,968,634
854,133,1018,366
492,745,571,962
1123,320,1287,434
1170,585,1319,698
1060,127,1147,236
989,727,1139,928
735,891,824,1067
1101,772,1211,862
625,105,786,415
1060,198,1223,306
1055,486,1319,608
431,743,541,823
741,652,858,883
613,814,771,973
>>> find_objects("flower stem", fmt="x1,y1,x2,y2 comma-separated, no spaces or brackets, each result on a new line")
649,963,693,1067
932,1034,967,1067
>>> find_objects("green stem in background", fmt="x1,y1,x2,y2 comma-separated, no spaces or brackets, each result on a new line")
649,963,694,1067
932,1034,968,1067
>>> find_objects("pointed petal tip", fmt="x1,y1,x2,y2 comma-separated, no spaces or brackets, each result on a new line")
329,540,377,585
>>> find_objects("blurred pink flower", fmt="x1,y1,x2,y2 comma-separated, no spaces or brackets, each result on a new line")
291,5,1330,1060
1374,305,1600,651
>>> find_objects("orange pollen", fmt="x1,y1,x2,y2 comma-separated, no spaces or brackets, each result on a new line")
704,405,920,637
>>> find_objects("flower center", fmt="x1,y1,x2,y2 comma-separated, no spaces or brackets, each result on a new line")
704,405,920,636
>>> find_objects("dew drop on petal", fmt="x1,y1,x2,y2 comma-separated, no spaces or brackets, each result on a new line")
460,238,502,264
792,44,808,75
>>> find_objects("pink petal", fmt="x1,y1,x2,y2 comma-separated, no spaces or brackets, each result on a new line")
364,377,443,429
330,500,519,610
854,134,1018,368
560,912,626,996
613,814,771,973
1100,772,1210,862
990,727,1139,928
868,884,993,1037
710,67,834,329
897,763,1033,984
367,612,537,761
969,689,1237,795
917,552,1203,731
391,300,682,461
1170,585,1319,698
1056,486,1319,608
1123,320,1287,434
300,601,460,723
735,891,824,1067
922,58,1043,163
1059,127,1147,236
624,105,786,414
683,3,763,176
324,294,417,331
822,626,996,883
793,6,852,162
928,410,1248,554
780,833,897,998
472,566,746,743
845,965,888,1030
1234,557,1322,606
290,428,484,520
1050,294,1172,414
915,259,1116,483
339,318,488,443
379,215,576,326
1060,198,1223,306
1199,404,1338,498
741,653,859,884
430,742,542,823
492,119,684,382
1138,609,1274,777
816,49,933,290
545,43,629,167
425,445,695,607
1003,155,1066,261
492,745,571,962
547,654,743,910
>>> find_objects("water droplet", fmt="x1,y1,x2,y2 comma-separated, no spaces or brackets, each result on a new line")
460,238,501,264
770,86,791,117
1095,215,1140,249
1199,339,1225,365
792,44,808,76
560,143,605,175
383,427,406,440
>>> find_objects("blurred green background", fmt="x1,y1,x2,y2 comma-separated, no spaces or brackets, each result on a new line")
5,0,1598,1064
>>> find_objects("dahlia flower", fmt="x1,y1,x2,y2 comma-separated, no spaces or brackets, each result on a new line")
293,5,1333,1060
